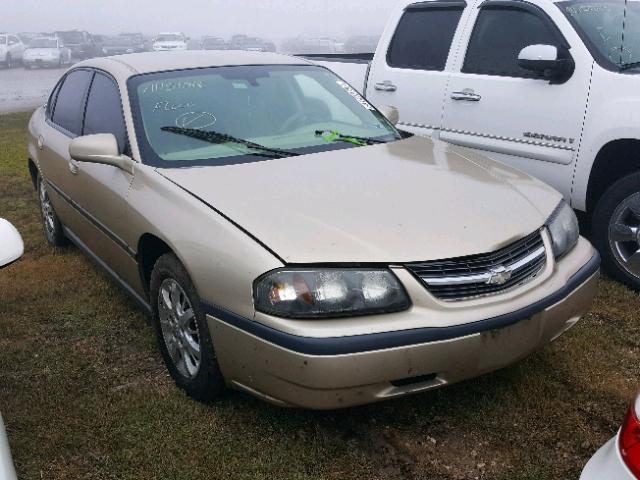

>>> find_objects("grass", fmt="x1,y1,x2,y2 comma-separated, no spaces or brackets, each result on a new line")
1,110,639,479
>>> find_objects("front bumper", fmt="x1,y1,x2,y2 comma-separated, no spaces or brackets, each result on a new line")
23,58,59,67
207,238,600,410
581,436,634,480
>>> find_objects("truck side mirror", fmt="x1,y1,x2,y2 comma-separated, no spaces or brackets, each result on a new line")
0,219,24,269
518,44,575,84
379,105,399,126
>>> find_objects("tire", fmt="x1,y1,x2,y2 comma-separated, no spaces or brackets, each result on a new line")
592,172,640,290
5,54,11,69
150,253,225,402
37,174,68,247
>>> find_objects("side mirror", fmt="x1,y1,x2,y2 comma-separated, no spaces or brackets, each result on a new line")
518,44,574,84
379,105,400,126
69,134,134,174
0,219,24,269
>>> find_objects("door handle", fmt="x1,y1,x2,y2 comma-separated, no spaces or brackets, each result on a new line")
374,81,398,92
69,158,79,175
451,90,482,102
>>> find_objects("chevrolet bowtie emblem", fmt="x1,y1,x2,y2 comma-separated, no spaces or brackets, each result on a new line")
486,266,512,286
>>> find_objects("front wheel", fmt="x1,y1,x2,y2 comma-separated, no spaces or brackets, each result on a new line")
150,253,225,402
592,172,640,290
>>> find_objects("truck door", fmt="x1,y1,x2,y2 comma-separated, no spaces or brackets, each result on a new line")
365,0,469,137
440,0,592,197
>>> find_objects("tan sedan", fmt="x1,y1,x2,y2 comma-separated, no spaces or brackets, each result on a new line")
27,51,600,409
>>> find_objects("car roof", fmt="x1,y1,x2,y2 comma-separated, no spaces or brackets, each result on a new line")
74,51,311,78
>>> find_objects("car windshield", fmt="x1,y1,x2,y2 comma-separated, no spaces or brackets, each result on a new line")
156,34,183,42
57,31,83,43
203,38,224,46
560,0,640,69
130,64,400,167
0,35,6,44
30,38,57,48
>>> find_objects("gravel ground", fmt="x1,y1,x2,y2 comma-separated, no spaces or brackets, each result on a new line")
0,65,67,114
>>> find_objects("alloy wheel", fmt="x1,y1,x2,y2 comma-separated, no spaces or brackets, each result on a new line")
609,192,640,279
39,181,56,240
158,278,201,379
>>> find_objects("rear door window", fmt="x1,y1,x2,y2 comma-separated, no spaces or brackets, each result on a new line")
51,69,93,136
387,3,466,71
83,73,127,153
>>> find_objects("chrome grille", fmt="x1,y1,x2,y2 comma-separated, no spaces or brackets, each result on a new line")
406,231,546,301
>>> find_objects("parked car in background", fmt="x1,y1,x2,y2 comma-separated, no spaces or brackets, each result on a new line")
17,32,44,46
55,30,97,59
581,392,640,479
318,0,640,292
282,36,343,55
100,36,140,56
152,32,188,52
0,34,25,68
229,35,276,52
23,37,72,68
344,35,379,54
27,51,599,409
0,219,24,480
119,33,146,52
201,36,227,51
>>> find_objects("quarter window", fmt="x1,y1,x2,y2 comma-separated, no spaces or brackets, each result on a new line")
51,69,93,136
463,7,561,78
84,73,127,153
387,4,465,71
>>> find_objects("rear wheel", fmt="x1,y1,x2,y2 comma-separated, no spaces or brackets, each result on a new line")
37,174,67,247
593,172,640,290
150,253,225,402
5,54,12,69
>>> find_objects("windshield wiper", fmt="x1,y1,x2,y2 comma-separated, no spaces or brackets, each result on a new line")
314,130,387,146
620,61,640,71
161,126,300,159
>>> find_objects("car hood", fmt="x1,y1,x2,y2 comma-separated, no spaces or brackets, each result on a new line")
157,136,562,264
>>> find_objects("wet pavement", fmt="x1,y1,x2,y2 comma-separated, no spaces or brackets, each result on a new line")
0,65,67,114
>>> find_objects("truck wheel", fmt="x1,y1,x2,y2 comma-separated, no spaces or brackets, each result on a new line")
150,253,225,403
592,172,640,290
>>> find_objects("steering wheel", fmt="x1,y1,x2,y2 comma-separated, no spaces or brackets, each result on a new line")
279,112,310,134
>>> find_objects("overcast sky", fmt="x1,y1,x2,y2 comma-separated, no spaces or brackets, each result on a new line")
3,0,395,41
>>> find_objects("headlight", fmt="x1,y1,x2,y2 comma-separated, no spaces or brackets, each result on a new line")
126,48,134,53
254,269,411,319
546,201,579,259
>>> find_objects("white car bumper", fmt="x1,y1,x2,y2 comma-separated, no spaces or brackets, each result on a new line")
0,415,17,480
581,436,635,480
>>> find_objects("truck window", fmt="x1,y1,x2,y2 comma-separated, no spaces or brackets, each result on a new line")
463,6,561,78
387,4,465,71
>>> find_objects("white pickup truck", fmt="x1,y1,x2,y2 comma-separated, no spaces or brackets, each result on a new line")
315,0,640,290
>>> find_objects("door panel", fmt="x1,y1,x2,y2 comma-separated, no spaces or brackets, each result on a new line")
440,1,591,197
64,72,139,287
366,1,468,136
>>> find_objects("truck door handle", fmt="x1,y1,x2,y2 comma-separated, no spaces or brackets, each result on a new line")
451,90,482,102
374,81,397,92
